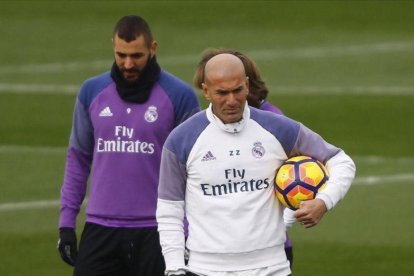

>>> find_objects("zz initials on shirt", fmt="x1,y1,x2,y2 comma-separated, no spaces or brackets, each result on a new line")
229,150,240,156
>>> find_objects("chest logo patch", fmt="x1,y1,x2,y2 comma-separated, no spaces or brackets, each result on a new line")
252,141,265,158
144,106,158,123
201,151,216,162
99,106,113,117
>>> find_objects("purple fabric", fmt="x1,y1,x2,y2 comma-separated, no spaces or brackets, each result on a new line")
290,124,341,163
59,70,199,229
258,101,339,249
258,102,289,247
159,111,209,201
259,100,283,115
85,82,174,226
59,148,91,228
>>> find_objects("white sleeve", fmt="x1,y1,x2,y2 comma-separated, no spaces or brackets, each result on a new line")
316,150,356,210
156,199,186,274
283,208,296,228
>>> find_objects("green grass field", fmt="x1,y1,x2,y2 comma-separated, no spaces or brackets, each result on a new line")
1,1,414,275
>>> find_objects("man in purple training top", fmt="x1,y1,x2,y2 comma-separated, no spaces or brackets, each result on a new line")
57,15,200,276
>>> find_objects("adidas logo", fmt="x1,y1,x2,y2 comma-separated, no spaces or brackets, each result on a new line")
99,106,113,117
201,151,216,162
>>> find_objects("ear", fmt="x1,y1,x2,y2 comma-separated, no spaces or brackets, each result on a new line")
201,83,211,101
150,41,158,58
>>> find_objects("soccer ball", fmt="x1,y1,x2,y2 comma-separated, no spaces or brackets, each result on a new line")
275,156,329,210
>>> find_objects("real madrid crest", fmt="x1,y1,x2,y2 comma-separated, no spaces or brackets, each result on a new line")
144,106,158,123
251,141,265,158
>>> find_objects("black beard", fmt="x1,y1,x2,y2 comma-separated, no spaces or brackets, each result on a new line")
119,55,149,82
110,56,161,103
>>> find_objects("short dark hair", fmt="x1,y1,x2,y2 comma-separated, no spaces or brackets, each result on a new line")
113,15,154,46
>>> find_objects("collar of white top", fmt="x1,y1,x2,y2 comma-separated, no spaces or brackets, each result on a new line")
206,102,249,133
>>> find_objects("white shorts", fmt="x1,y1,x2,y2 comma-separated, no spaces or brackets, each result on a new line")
187,263,291,276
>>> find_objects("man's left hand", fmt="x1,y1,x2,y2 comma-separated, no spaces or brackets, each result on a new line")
294,199,327,228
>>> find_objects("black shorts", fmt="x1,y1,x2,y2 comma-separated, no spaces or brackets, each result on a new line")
74,222,165,276
285,246,293,269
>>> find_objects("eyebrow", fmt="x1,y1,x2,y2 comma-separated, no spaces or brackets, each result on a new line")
115,51,145,57
216,85,244,93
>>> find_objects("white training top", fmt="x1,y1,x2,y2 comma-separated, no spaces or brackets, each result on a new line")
157,103,355,274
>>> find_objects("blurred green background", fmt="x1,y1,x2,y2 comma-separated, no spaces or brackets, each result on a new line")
1,1,413,275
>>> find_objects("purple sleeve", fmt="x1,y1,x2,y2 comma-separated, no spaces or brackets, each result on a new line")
158,70,201,126
158,112,209,201
59,148,92,228
250,108,340,164
260,100,284,115
158,148,187,201
59,98,93,228
174,89,201,126
290,123,341,163
69,98,94,152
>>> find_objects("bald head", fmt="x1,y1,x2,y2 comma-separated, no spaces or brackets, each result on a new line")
200,53,249,124
204,53,246,85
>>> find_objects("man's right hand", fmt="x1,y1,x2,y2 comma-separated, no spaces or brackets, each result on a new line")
57,227,78,266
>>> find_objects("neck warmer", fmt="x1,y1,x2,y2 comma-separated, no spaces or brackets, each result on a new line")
206,102,250,134
110,56,161,103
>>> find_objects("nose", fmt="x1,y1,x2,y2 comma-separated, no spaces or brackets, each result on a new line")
226,93,238,105
124,57,134,69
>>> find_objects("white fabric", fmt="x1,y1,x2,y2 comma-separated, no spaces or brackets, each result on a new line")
188,261,291,276
316,150,356,210
157,104,355,273
157,199,186,273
